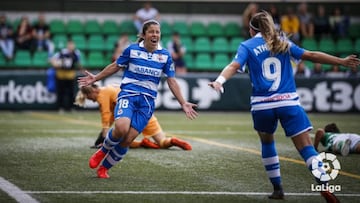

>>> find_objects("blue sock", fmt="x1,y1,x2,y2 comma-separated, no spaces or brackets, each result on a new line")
101,128,122,154
299,145,325,184
299,145,319,170
261,141,282,190
102,144,129,169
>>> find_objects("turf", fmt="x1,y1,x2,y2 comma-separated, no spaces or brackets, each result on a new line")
0,111,359,203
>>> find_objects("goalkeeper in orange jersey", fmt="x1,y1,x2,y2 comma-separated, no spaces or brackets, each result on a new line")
74,84,192,151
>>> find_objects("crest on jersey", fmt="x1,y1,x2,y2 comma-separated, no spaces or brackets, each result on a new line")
158,54,163,62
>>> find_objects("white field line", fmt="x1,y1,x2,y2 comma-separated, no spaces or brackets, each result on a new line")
0,177,39,203
1,128,245,135
23,190,360,197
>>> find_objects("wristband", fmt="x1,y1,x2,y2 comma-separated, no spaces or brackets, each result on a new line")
215,76,226,85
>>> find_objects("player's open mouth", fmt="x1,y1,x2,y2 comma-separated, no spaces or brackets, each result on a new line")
150,39,158,44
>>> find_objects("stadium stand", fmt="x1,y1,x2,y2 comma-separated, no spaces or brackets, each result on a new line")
66,19,84,35
84,20,102,35
194,53,212,71
1,8,360,72
190,21,207,38
207,22,224,38
193,37,211,53
172,21,189,36
87,34,106,51
14,50,32,67
212,37,230,53
32,51,49,68
102,20,119,35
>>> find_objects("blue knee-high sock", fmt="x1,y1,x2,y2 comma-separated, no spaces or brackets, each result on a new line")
101,128,122,154
102,144,129,169
299,145,325,184
261,141,282,190
299,145,319,170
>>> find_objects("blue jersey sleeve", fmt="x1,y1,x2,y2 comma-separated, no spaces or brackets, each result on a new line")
116,46,130,67
163,54,175,78
289,41,305,60
233,44,249,73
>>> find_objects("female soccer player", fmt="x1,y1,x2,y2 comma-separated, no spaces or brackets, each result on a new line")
78,20,197,178
209,11,359,202
74,84,192,178
74,84,192,151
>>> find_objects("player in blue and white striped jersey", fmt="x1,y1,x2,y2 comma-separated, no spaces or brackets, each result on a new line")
78,20,198,178
209,11,359,202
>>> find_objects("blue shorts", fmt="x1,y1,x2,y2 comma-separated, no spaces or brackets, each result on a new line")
114,94,154,133
251,105,313,137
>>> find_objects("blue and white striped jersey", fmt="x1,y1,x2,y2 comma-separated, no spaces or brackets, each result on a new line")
116,41,175,98
233,33,305,111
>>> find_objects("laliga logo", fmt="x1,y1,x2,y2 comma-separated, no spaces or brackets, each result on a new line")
311,152,341,181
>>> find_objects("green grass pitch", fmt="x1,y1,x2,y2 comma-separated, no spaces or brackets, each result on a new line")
0,111,359,203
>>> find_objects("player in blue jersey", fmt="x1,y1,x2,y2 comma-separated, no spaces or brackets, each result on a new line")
78,20,198,178
209,11,359,202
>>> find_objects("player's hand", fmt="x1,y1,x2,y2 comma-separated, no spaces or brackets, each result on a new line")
342,55,360,68
78,70,96,87
182,102,198,120
208,81,224,93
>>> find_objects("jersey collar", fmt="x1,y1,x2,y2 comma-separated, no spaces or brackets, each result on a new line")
139,41,163,50
254,32,262,38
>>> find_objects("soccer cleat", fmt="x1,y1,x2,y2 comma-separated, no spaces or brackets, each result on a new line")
171,137,192,150
141,138,160,149
89,149,106,169
333,139,351,156
94,132,105,146
320,191,340,203
340,139,351,156
97,166,110,179
268,189,285,200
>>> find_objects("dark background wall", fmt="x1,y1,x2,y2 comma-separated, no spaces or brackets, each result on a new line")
1,0,359,16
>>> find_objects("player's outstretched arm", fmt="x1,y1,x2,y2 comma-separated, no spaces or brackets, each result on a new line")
302,51,360,69
78,62,120,87
208,61,241,93
167,77,198,120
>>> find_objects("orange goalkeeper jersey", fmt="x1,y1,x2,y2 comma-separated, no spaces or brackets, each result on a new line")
96,85,119,129
97,85,161,136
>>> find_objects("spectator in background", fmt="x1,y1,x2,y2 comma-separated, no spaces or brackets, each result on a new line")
32,13,54,56
281,7,301,44
167,32,187,75
311,63,325,77
297,2,314,40
268,4,280,30
133,1,160,33
295,61,311,78
313,5,331,41
111,33,131,62
329,7,350,40
346,66,359,78
0,14,15,61
242,3,258,39
15,16,34,51
49,40,82,112
326,64,346,78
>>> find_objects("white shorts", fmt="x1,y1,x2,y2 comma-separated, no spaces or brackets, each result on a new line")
333,133,360,152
